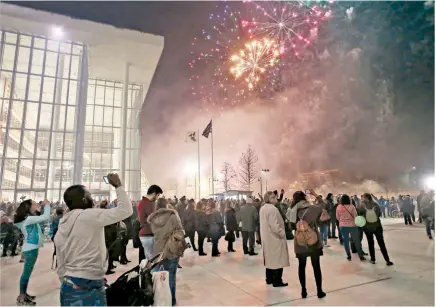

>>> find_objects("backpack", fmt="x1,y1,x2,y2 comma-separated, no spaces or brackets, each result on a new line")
365,207,378,223
295,209,319,247
164,230,188,258
319,209,330,222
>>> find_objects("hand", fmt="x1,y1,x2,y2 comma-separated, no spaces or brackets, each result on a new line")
43,199,51,206
107,173,122,188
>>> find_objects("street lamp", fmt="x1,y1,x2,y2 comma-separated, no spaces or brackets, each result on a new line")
262,169,270,191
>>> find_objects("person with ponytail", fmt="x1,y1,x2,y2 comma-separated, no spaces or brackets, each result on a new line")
14,199,51,306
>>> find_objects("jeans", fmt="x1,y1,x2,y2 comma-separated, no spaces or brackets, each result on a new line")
328,214,337,237
154,258,179,306
425,218,434,237
319,225,328,244
297,253,322,293
20,249,39,294
140,236,155,260
60,276,106,306
340,226,363,257
241,231,255,253
404,213,413,225
364,227,390,262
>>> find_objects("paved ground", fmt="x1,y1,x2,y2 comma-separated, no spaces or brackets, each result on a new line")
0,218,434,306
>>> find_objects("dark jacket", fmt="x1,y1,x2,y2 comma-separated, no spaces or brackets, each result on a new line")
239,204,258,232
207,210,224,240
195,210,209,234
122,215,133,240
357,200,382,230
225,208,238,232
183,208,196,233
176,202,187,224
292,202,323,256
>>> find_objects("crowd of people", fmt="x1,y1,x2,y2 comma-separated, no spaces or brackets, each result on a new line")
0,177,434,306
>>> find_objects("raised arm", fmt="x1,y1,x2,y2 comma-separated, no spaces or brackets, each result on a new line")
85,187,132,227
24,202,51,226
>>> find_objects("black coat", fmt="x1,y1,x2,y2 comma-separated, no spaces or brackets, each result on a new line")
195,210,209,234
183,208,196,233
225,208,238,232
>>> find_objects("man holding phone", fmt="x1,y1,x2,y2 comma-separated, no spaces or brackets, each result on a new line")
55,173,132,306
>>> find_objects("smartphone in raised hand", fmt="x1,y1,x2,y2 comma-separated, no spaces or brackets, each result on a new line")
103,176,109,184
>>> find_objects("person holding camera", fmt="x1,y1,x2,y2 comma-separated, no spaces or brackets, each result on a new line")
55,174,132,306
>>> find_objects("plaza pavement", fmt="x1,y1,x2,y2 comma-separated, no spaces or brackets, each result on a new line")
0,218,434,306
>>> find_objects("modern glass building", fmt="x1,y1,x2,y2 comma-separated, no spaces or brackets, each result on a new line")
0,4,164,202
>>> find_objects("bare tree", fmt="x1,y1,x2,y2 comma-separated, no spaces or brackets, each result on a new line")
238,146,259,191
221,162,236,192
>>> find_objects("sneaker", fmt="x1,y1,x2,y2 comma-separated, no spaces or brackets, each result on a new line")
248,252,258,256
369,260,376,264
17,297,35,306
386,261,394,266
323,242,330,247
347,256,352,261
359,256,366,261
25,294,36,301
429,236,433,240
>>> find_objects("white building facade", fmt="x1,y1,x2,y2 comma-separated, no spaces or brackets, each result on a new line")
0,4,164,202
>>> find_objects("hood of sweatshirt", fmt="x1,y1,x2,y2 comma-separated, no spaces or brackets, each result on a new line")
147,208,176,228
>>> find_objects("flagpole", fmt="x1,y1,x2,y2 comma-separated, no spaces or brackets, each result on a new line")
197,129,201,200
211,120,214,197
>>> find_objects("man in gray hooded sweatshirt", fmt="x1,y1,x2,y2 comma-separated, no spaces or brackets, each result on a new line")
54,174,132,306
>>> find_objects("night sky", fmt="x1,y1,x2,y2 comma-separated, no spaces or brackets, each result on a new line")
11,1,435,194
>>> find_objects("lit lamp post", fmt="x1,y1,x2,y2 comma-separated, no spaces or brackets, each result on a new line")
262,169,270,192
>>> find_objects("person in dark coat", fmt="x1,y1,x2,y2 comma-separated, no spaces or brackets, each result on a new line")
100,201,119,275
357,194,394,266
224,204,238,252
234,202,241,238
207,202,224,257
119,214,133,264
195,201,208,256
326,193,338,239
239,198,258,255
176,196,187,224
289,191,325,299
183,199,197,251
401,195,414,225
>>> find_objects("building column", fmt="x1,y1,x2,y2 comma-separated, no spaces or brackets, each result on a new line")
120,63,130,188
73,46,88,184
47,55,64,200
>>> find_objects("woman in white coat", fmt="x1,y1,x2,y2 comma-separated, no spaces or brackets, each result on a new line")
260,191,290,287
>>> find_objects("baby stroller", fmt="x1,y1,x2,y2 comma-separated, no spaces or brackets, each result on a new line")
106,253,164,306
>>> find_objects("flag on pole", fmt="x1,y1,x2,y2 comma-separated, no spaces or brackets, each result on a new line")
202,120,212,138
185,131,197,142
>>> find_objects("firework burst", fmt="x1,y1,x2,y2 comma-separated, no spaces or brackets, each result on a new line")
243,1,332,57
230,39,280,90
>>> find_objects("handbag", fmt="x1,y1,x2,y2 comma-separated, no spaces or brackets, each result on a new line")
224,231,235,242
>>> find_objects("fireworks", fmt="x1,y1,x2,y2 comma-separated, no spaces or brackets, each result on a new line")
230,39,280,90
189,1,332,109
242,1,332,57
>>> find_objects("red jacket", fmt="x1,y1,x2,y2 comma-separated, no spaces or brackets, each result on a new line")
138,198,155,237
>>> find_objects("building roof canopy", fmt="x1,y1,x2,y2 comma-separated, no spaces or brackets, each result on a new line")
0,3,164,84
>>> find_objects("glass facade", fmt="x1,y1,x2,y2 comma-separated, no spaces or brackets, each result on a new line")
0,29,143,202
